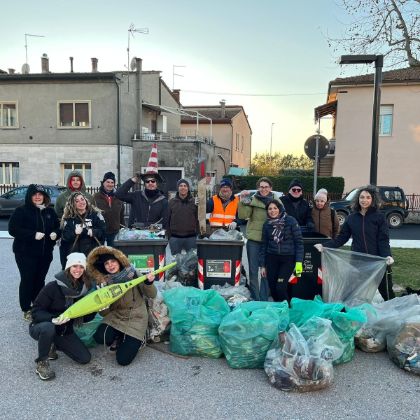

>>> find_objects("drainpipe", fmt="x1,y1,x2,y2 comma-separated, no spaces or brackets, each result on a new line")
114,75,121,184
135,58,142,139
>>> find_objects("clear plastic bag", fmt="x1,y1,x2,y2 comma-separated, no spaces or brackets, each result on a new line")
163,287,230,358
321,248,387,306
146,294,171,343
386,315,420,375
355,295,420,353
264,325,334,392
209,229,243,241
211,283,251,309
115,228,156,240
167,250,198,287
219,301,289,368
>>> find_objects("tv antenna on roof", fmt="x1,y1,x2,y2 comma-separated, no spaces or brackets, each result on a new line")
126,23,148,92
24,33,45,67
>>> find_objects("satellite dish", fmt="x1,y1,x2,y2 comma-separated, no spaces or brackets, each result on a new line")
130,57,137,71
304,134,330,160
21,63,30,74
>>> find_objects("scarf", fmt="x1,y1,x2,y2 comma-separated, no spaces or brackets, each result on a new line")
254,191,274,207
105,265,137,285
55,271,89,308
268,213,287,244
145,189,160,200
100,185,115,197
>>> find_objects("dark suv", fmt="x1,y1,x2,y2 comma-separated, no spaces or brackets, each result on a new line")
330,186,409,229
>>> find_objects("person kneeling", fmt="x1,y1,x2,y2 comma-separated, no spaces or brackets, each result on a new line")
87,246,157,366
29,253,92,380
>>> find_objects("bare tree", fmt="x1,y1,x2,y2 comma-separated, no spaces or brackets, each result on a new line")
329,0,420,67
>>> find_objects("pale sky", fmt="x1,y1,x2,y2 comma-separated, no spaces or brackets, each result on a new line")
1,0,368,156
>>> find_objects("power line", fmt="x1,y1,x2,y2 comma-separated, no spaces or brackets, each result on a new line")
181,90,326,97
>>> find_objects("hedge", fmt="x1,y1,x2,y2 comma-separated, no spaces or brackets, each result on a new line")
226,175,345,195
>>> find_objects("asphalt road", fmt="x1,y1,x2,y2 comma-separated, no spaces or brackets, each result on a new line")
0,238,419,420
2,217,419,239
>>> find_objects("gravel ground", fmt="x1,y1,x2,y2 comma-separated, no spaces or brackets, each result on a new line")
0,238,418,420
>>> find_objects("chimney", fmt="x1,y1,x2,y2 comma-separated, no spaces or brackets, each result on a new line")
8,68,15,75
172,89,180,103
91,57,98,73
220,99,226,118
41,54,49,73
69,57,74,73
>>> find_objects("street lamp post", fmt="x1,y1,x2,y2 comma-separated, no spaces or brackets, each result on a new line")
270,122,275,157
339,54,383,186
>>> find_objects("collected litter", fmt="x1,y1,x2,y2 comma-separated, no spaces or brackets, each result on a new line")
208,229,243,241
211,283,251,309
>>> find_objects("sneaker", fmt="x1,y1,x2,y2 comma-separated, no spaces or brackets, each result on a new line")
36,360,56,381
23,310,32,322
48,344,58,360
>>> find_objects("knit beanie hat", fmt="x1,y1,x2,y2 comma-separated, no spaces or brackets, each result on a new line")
288,179,303,191
176,178,190,190
65,252,87,270
102,171,116,183
220,178,233,188
315,188,328,201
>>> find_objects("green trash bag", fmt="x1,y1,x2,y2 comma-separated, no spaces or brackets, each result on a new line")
290,297,366,364
219,301,289,369
163,287,230,358
74,314,103,348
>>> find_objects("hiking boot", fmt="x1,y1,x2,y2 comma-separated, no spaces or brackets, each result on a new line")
23,310,32,322
48,344,58,360
36,360,56,381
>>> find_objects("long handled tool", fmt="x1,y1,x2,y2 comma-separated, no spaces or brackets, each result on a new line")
54,262,176,322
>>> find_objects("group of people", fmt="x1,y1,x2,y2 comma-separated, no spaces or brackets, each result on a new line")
8,170,395,380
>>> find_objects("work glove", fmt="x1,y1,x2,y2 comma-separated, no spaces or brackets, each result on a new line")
194,197,199,206
87,229,93,237
228,221,237,230
75,224,83,235
386,256,394,265
52,317,70,325
295,262,303,277
314,243,323,252
35,232,45,240
49,232,57,241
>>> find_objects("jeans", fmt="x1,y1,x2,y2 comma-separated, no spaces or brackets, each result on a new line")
265,254,295,303
246,240,269,301
29,321,91,364
94,323,144,366
169,236,197,255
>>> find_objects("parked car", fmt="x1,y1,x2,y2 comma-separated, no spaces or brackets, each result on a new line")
330,186,409,229
0,185,66,216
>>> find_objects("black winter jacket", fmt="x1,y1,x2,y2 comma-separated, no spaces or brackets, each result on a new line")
62,211,106,256
93,190,125,234
281,194,314,230
115,179,169,228
9,200,60,257
259,215,304,267
168,193,198,238
324,208,391,257
31,271,93,335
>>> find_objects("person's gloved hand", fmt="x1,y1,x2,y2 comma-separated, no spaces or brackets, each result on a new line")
260,267,266,278
49,232,57,241
194,197,199,206
228,221,237,230
35,232,45,240
87,229,93,237
314,243,323,252
386,256,394,265
295,262,303,277
52,317,70,325
145,271,155,283
75,224,83,235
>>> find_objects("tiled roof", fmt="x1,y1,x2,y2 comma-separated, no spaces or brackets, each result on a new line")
330,66,420,86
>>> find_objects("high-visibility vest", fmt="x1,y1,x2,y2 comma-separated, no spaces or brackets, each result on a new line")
209,195,239,227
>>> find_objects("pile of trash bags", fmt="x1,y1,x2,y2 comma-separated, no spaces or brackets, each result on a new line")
162,287,230,358
219,301,289,369
167,250,198,287
210,283,250,309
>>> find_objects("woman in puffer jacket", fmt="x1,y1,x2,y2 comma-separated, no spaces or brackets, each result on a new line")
259,200,304,303
87,246,157,366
